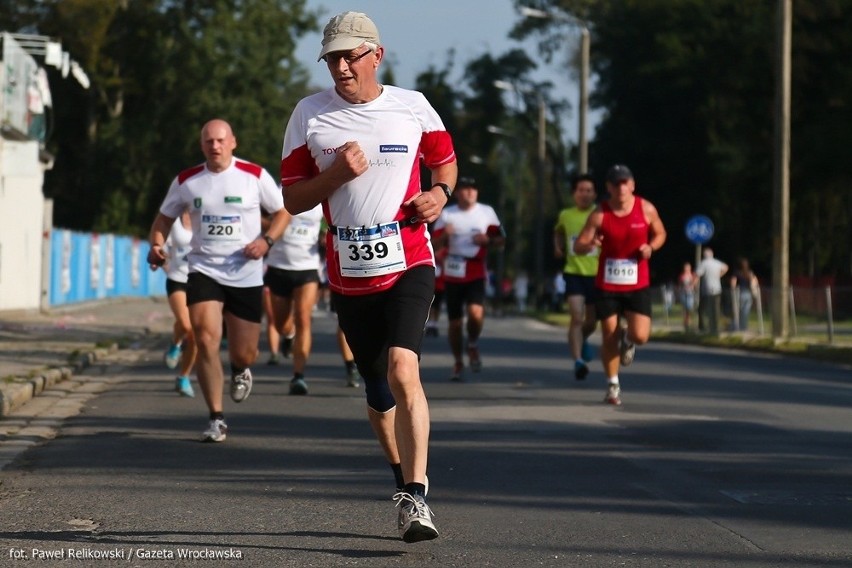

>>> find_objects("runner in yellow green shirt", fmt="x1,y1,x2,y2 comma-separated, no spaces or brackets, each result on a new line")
553,174,599,379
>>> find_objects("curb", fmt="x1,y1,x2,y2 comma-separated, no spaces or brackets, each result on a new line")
0,343,119,419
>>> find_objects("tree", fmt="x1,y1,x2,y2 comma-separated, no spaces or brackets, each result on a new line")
13,0,318,235
512,0,852,282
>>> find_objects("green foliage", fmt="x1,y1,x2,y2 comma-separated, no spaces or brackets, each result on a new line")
13,0,318,235
513,0,852,282
6,0,851,284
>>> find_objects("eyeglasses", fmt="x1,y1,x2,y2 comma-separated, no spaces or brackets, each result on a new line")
323,48,373,66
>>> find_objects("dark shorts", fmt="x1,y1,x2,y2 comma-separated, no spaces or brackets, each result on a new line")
595,287,652,319
264,266,320,298
432,290,445,312
186,272,264,323
333,265,434,359
563,274,598,304
445,279,486,320
166,279,188,296
333,266,435,413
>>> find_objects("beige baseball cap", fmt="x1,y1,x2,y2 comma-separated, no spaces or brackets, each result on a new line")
318,11,381,61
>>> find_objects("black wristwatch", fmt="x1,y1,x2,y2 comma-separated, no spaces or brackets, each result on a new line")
432,182,452,201
263,234,274,248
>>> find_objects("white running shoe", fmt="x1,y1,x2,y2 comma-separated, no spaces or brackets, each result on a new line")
230,369,253,403
604,384,622,406
619,328,636,366
201,418,228,442
393,492,438,543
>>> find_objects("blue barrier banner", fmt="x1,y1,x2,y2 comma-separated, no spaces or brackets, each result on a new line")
50,229,166,307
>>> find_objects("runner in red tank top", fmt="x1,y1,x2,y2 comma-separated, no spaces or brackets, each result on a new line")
574,165,667,406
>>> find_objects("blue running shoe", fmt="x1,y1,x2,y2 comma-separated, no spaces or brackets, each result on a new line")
574,360,589,380
164,343,181,369
581,340,595,363
174,376,194,397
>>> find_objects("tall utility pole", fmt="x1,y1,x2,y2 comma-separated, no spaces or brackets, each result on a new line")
578,27,590,174
771,0,791,339
520,7,589,175
534,96,547,303
493,81,549,299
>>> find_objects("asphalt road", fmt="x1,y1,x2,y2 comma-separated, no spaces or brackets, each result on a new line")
0,310,849,567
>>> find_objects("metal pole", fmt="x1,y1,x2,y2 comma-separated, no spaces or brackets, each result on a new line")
788,285,798,337
40,199,54,312
534,96,546,305
731,280,740,332
825,286,834,344
771,0,791,339
578,27,590,174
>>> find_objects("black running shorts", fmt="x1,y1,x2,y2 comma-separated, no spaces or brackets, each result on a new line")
186,272,263,323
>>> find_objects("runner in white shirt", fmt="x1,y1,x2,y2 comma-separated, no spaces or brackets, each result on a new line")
264,203,324,395
160,210,197,397
148,119,289,443
280,11,456,543
432,177,505,381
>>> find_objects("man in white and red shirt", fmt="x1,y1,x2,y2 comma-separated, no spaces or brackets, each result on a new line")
148,119,289,443
432,177,505,381
280,11,456,543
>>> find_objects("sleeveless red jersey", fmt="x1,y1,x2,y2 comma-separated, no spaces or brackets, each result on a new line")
596,196,650,292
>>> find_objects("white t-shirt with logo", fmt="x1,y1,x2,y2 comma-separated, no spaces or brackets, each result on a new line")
160,157,284,287
266,203,323,271
433,202,502,282
280,85,456,296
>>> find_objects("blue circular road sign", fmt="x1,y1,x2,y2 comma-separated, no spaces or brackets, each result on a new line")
685,215,714,245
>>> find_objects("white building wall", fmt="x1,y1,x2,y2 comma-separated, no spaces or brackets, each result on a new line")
0,137,45,310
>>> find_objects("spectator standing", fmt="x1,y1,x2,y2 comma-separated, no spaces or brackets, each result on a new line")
514,271,529,313
677,262,698,332
695,247,729,335
732,257,759,331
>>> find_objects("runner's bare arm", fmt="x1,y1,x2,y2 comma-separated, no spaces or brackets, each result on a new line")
147,213,176,268
573,208,603,255
640,199,667,259
403,161,458,225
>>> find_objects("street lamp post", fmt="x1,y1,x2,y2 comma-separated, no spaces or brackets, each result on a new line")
578,27,589,174
534,95,546,307
520,6,590,174
771,0,791,340
493,81,548,304
487,124,523,291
